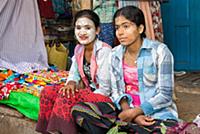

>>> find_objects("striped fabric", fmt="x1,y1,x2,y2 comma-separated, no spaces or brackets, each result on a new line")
72,102,117,131
0,0,48,74
72,101,177,134
118,0,139,8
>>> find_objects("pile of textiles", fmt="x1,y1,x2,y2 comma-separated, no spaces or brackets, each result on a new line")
0,69,68,99
0,68,69,120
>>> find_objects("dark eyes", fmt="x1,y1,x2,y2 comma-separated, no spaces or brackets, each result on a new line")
85,26,91,30
123,25,129,29
115,24,130,30
75,26,91,30
75,26,81,30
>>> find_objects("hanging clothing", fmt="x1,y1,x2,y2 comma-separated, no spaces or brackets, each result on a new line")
139,1,155,40
93,0,117,23
138,1,164,42
52,0,66,15
0,0,48,73
99,23,115,47
150,1,164,42
118,0,139,8
93,0,117,47
37,0,55,18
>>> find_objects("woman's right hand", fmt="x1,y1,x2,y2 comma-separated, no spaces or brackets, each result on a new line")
59,81,78,98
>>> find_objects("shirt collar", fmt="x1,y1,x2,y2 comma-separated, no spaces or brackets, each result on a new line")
114,38,153,60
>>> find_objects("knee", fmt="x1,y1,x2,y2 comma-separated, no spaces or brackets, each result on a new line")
40,85,59,99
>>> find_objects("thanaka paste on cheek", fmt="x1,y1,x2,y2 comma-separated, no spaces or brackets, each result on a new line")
75,17,96,45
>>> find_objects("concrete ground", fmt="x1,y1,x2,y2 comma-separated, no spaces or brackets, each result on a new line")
0,72,200,134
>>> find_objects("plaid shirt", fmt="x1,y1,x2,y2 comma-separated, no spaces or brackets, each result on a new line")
93,0,140,23
109,38,178,121
93,0,117,23
118,0,139,8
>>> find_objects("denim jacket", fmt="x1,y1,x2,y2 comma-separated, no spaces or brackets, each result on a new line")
109,38,178,121
67,39,112,96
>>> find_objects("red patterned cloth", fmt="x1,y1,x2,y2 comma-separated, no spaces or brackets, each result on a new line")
36,85,111,134
0,83,11,100
0,82,22,100
150,1,164,42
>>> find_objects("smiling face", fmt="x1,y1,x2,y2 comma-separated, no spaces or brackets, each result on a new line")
115,16,144,46
75,17,97,45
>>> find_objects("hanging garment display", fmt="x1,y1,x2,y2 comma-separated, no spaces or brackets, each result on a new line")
38,0,55,18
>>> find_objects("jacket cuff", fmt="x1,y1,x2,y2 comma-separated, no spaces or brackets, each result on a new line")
140,101,154,115
114,94,133,110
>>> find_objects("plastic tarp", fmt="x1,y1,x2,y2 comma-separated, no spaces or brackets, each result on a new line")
0,91,39,120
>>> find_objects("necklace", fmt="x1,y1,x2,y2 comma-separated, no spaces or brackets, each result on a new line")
124,50,138,66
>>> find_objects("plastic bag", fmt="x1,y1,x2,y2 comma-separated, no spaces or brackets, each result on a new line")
0,91,39,120
46,42,69,70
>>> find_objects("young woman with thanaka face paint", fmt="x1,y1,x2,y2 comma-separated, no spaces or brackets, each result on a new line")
36,10,112,134
111,5,178,127
75,17,97,45
72,6,178,134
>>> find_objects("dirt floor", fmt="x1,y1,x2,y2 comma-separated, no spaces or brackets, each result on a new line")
176,92,200,121
175,72,200,121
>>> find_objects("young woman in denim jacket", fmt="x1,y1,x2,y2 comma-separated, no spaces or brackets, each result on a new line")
36,10,112,134
72,6,178,134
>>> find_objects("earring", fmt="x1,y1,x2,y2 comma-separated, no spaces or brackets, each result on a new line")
96,34,99,39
